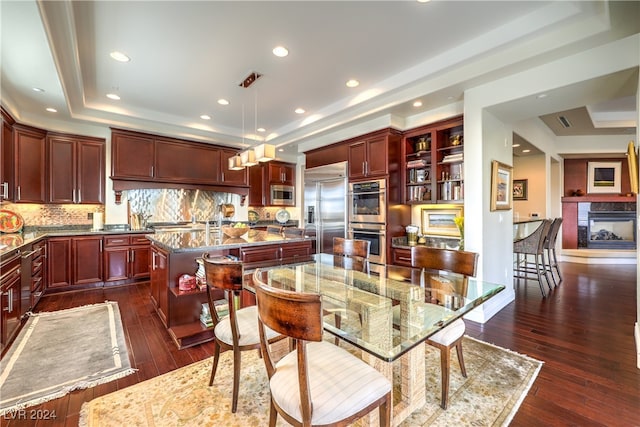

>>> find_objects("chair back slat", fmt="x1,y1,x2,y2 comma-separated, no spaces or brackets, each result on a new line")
253,271,323,342
410,246,479,278
266,225,282,234
543,218,563,249
202,256,243,291
333,237,370,259
283,227,305,237
514,219,553,255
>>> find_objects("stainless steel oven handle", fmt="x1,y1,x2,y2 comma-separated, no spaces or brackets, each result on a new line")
348,191,385,196
349,229,386,236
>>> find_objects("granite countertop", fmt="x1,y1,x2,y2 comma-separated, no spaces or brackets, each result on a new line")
0,225,151,257
392,235,462,250
147,228,310,253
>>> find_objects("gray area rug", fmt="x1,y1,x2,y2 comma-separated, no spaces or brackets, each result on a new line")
0,301,134,415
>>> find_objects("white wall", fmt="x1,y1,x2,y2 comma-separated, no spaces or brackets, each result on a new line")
513,154,546,219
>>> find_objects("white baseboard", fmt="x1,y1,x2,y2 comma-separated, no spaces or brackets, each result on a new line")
559,249,637,264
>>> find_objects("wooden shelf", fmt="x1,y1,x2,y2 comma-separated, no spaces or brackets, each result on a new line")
561,195,636,203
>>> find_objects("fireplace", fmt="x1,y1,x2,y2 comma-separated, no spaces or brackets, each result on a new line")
587,211,636,249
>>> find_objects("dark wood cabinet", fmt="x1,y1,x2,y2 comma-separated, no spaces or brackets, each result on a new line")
73,236,104,285
268,162,295,185
305,142,348,169
150,244,169,326
111,129,246,190
47,133,105,204
248,161,296,207
348,129,401,180
30,240,46,310
220,148,248,185
390,247,412,267
155,137,220,184
104,234,150,282
1,108,14,201
48,236,103,288
111,130,155,179
1,249,22,351
13,124,46,203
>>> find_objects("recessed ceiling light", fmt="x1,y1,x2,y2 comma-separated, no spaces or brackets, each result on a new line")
106,93,121,100
110,51,130,62
218,99,230,106
537,93,548,99
522,149,531,153
200,115,211,120
295,108,305,114
272,46,289,57
413,100,423,107
46,107,57,113
278,148,284,152
417,0,431,3
32,87,45,92
512,143,521,148
346,79,359,88
257,127,266,133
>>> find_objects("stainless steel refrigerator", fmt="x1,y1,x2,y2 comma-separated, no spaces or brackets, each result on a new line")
303,161,348,255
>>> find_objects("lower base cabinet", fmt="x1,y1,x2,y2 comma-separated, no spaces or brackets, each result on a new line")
1,249,22,353
104,235,150,282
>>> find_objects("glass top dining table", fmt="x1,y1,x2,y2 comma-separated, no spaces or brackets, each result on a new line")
250,253,505,363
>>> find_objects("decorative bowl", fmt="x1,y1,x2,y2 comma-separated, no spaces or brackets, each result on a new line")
221,225,249,238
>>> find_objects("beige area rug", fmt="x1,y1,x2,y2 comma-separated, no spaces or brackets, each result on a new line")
79,336,541,426
1,302,134,415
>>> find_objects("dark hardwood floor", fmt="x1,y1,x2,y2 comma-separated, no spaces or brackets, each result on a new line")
3,262,638,427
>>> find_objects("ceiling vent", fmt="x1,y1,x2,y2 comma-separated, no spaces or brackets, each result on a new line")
239,72,262,88
558,115,572,128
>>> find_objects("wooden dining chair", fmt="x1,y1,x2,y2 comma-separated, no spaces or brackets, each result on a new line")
201,254,285,413
253,271,392,427
333,237,370,273
410,245,479,410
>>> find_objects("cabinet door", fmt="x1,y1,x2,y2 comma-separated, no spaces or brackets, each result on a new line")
220,148,248,185
111,131,155,179
1,268,21,346
248,164,265,207
268,162,294,184
1,112,14,201
130,244,150,279
77,138,105,204
47,238,72,288
104,247,129,282
47,135,75,203
155,139,219,184
150,246,169,326
239,245,281,263
73,236,103,285
348,140,367,179
391,247,412,267
14,125,46,203
365,136,388,177
280,241,311,260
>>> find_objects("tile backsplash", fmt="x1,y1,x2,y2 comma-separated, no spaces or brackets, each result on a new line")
1,203,104,227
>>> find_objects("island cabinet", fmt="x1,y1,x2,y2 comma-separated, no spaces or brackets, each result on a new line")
47,236,103,289
1,249,22,352
149,238,312,349
30,240,46,310
390,247,412,267
13,124,46,203
347,129,402,180
47,133,105,204
104,235,150,283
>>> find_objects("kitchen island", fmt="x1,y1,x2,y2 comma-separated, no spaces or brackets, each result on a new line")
147,229,312,349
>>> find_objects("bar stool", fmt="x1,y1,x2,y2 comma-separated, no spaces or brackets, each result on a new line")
513,219,553,297
543,218,563,286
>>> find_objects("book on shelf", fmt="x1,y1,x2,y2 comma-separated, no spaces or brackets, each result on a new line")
407,159,428,168
442,153,463,163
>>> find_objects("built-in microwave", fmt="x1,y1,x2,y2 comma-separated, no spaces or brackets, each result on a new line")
270,184,295,206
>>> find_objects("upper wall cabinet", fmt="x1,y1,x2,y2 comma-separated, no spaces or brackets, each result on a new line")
13,124,47,203
249,161,296,207
110,128,247,187
402,116,464,204
0,109,15,201
47,133,105,204
347,129,402,180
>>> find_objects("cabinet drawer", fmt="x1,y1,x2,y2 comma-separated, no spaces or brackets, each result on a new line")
104,235,130,247
130,235,150,245
239,245,281,263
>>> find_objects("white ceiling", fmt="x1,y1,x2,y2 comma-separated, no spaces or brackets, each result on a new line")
1,1,638,159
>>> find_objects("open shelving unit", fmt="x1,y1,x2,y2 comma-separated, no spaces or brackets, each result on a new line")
402,116,464,205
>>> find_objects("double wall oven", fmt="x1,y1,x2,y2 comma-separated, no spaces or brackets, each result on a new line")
348,179,386,264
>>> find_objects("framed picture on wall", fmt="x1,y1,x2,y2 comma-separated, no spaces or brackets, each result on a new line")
588,161,621,194
490,160,513,211
513,179,528,201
